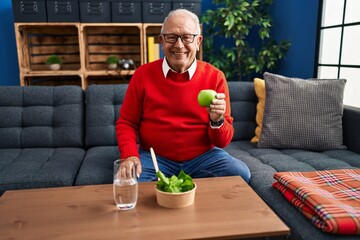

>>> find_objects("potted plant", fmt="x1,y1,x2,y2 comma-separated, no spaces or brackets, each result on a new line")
106,55,119,70
202,0,291,81
46,55,63,71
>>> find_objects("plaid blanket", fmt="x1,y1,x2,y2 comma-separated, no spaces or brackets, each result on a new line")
273,169,360,234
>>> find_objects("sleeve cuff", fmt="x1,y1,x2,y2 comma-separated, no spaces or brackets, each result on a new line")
209,118,224,129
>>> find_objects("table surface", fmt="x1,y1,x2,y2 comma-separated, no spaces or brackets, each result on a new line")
0,176,290,240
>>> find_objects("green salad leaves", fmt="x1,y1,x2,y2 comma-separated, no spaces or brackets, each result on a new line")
156,170,195,193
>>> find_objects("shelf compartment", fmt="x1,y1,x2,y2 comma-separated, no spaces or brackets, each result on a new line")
86,75,132,86
15,23,81,73
143,23,162,63
23,75,83,87
81,24,143,71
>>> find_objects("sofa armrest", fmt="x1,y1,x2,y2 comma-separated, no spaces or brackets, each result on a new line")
343,105,360,154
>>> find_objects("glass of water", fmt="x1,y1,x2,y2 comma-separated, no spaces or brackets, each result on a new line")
113,159,138,210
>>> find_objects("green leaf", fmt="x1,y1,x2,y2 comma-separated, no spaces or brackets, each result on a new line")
156,170,194,193
181,179,194,192
252,1,260,7
156,171,169,185
262,21,271,28
177,170,191,182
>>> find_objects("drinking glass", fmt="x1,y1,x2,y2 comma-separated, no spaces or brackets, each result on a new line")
113,159,138,210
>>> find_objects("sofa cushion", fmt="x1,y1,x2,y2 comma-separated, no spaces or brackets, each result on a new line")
343,106,360,154
85,85,127,148
0,86,84,148
258,72,347,151
0,148,85,195
75,146,119,185
228,81,257,141
251,78,265,143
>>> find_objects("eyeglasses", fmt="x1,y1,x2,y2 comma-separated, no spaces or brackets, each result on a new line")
161,34,198,44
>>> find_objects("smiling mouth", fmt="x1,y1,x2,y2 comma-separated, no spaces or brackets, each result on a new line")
172,52,187,56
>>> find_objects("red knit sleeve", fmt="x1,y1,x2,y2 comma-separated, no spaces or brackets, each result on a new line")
115,69,143,159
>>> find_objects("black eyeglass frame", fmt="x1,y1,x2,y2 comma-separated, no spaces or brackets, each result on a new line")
160,34,198,44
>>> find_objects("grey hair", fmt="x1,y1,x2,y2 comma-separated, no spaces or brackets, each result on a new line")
160,9,201,35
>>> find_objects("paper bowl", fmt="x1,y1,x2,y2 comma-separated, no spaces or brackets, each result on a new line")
155,183,197,208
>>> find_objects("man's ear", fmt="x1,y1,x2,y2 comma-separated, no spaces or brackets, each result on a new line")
196,35,203,51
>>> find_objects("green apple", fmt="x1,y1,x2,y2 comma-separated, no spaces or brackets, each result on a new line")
197,89,217,107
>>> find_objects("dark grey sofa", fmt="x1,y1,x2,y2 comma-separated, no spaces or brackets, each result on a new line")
0,86,85,193
0,83,360,240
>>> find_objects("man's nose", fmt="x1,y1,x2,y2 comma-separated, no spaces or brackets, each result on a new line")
174,37,184,47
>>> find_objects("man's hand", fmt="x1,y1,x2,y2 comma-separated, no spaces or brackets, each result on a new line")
119,156,142,178
207,93,226,122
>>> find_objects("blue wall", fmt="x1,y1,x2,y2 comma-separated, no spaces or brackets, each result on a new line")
0,0,19,85
0,0,318,86
269,0,319,79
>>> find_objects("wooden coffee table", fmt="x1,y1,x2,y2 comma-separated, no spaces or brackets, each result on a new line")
0,176,289,239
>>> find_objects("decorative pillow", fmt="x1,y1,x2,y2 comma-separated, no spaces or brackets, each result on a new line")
257,72,347,151
251,78,265,143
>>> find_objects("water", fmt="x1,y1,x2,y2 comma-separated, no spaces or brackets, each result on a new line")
113,178,138,210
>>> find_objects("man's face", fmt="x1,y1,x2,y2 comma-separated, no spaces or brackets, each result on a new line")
159,13,202,73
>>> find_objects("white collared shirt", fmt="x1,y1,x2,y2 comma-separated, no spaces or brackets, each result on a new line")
162,57,197,80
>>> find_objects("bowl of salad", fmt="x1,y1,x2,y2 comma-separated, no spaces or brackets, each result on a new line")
155,170,196,208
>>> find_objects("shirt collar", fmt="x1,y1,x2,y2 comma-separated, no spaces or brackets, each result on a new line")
162,58,197,80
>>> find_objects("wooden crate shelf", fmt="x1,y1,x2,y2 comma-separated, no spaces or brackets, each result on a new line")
14,22,201,89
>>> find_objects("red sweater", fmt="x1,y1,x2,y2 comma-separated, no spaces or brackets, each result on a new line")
116,59,234,162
